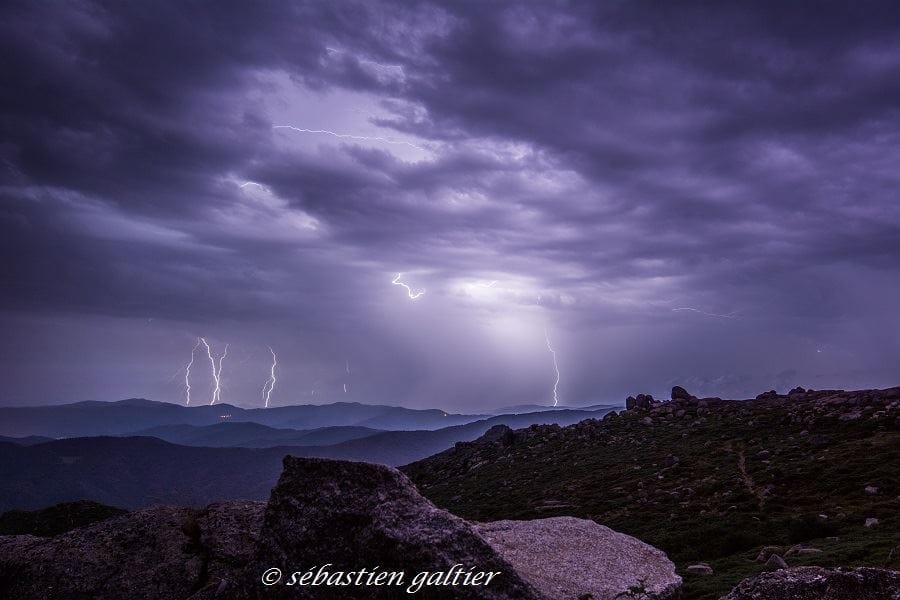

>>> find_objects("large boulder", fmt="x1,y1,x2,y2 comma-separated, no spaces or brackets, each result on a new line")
235,456,539,599
721,566,900,599
475,517,681,600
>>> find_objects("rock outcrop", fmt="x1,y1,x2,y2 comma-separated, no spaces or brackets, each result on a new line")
0,501,265,600
475,517,681,600
721,566,900,599
671,386,694,401
0,456,682,600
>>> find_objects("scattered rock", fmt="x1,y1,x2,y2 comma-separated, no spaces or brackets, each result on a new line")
721,566,900,600
864,485,879,495
865,517,880,528
685,563,714,576
755,546,782,563
789,386,807,395
476,517,681,600
765,554,788,569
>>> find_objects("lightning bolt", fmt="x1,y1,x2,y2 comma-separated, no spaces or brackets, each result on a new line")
239,181,269,192
262,347,277,408
545,329,560,407
392,273,425,299
273,125,425,151
200,338,228,405
184,339,201,406
672,307,740,319
343,360,350,394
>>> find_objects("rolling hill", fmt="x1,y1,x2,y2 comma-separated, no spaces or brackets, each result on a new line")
0,405,616,511
0,398,485,438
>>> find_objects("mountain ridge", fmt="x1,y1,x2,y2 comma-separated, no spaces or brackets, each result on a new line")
0,406,615,511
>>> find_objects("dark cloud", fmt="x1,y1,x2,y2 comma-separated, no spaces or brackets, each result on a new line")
1,1,898,407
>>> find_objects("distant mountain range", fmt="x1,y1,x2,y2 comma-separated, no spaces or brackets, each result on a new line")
0,398,487,438
0,404,616,511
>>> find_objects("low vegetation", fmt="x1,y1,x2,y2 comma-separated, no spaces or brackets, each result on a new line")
403,387,900,599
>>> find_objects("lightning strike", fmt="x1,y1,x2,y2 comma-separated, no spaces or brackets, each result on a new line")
239,181,269,192
392,273,425,299
262,347,277,408
183,339,201,405
545,329,561,407
343,360,350,394
273,125,424,151
672,307,740,319
200,338,228,405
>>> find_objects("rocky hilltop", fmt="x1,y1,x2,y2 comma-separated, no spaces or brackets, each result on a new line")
0,456,681,600
403,386,900,599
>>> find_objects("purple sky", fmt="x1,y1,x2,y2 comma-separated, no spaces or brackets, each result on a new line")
2,1,899,409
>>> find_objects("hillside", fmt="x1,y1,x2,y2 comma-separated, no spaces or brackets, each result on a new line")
128,422,381,448
403,386,900,600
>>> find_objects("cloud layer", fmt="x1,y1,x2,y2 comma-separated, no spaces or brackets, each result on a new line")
2,1,899,407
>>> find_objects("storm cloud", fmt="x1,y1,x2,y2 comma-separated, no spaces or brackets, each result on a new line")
2,1,899,408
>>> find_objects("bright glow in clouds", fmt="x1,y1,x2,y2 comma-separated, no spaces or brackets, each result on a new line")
545,329,561,407
262,347,277,408
200,338,228,405
273,125,425,151
392,273,425,299
183,338,201,405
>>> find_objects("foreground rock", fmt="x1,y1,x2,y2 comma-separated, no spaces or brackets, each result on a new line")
232,456,539,599
0,456,682,599
721,566,900,599
476,517,681,600
0,501,265,600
